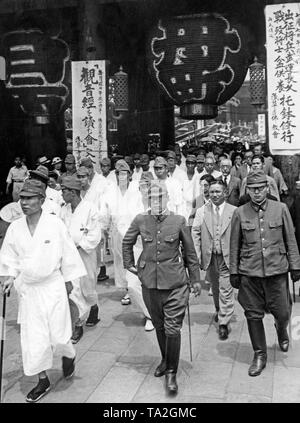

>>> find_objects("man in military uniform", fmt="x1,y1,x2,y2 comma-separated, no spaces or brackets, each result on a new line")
122,182,201,395
230,170,300,377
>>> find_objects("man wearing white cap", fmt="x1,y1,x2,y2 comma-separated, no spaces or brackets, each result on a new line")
0,179,86,402
52,157,63,179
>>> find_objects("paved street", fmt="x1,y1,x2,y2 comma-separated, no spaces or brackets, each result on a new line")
2,260,300,404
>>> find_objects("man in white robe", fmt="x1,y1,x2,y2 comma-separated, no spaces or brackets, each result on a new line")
79,157,110,282
60,176,102,341
0,179,86,403
100,159,143,306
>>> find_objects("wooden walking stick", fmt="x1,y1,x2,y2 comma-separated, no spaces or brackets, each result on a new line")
0,292,7,403
187,295,193,362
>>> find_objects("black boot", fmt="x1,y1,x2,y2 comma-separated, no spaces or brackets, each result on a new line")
165,334,181,395
247,320,267,377
154,329,166,377
97,266,109,282
71,325,83,344
86,305,100,326
274,320,289,352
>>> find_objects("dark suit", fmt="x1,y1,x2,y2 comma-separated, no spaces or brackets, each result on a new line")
218,175,241,207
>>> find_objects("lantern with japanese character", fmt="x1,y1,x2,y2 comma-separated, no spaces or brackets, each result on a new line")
147,13,252,119
2,27,70,124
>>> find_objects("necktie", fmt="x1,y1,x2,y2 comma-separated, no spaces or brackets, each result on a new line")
215,205,220,224
224,176,227,187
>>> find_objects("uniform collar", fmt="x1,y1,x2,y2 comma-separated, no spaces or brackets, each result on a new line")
250,198,268,212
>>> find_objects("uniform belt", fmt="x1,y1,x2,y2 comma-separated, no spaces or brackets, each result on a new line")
13,179,24,183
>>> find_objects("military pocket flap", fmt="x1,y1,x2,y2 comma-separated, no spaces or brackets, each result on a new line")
269,220,282,228
164,233,179,242
141,233,153,242
139,260,146,268
241,223,256,231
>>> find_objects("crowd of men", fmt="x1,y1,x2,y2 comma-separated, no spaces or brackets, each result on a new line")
1,141,300,402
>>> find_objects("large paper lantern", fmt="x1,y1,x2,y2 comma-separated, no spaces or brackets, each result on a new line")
2,28,70,124
147,13,252,119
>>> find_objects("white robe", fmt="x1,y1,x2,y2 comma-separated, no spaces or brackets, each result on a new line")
60,201,101,312
0,212,86,376
100,181,143,288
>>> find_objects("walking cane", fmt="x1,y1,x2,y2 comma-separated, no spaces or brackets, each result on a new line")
287,273,293,350
0,291,8,404
187,296,193,362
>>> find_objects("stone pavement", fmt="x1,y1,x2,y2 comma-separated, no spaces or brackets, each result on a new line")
1,263,300,403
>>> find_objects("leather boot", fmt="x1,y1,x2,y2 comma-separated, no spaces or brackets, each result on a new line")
274,320,289,352
97,266,109,282
86,305,100,326
165,334,181,395
154,329,166,377
247,320,267,377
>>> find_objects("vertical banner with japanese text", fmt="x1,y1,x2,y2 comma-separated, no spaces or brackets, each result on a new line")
72,60,107,171
266,3,300,155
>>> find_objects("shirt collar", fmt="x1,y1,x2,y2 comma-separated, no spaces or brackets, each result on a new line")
212,201,225,215
251,198,268,212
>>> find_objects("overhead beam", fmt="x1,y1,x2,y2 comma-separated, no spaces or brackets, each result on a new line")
0,0,78,14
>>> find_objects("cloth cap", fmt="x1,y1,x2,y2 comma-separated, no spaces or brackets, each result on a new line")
80,157,93,168
246,170,268,187
166,150,176,159
48,171,58,179
154,156,168,167
100,157,111,166
61,176,82,191
148,181,168,198
196,154,205,162
52,157,62,165
0,202,23,223
29,165,49,182
38,156,50,165
124,155,134,165
65,154,76,164
115,159,130,172
139,154,150,165
19,179,46,198
76,166,89,176
186,154,197,163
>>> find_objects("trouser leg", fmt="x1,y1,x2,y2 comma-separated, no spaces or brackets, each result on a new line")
142,287,167,377
217,256,234,325
264,274,292,352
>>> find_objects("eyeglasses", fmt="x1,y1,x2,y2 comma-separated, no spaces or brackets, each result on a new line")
247,185,267,193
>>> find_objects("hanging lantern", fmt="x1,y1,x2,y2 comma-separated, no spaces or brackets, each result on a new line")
2,27,70,124
147,13,252,119
114,66,129,112
249,56,265,107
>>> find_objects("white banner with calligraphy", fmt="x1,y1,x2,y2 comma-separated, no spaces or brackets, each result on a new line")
266,3,300,155
72,60,107,171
